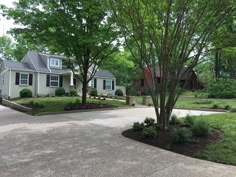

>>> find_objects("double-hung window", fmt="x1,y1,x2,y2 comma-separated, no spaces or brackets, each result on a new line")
50,75,59,87
91,79,94,88
50,58,60,67
105,80,112,90
20,73,29,86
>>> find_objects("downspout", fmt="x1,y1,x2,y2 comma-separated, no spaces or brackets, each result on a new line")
9,69,11,99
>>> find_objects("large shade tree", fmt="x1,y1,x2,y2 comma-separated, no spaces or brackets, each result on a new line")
2,0,118,104
111,0,235,130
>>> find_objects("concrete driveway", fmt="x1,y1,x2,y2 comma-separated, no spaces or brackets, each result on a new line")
0,105,235,177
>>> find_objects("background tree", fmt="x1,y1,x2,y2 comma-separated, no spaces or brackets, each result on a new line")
211,14,236,78
111,0,234,130
0,35,15,60
101,49,140,95
2,0,118,104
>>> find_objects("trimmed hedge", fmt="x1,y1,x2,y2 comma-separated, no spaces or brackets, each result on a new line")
55,87,65,96
20,89,32,98
115,89,124,96
90,88,98,96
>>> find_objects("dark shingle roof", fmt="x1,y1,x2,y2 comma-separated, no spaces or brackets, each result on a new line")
3,60,35,71
27,51,49,72
94,70,115,79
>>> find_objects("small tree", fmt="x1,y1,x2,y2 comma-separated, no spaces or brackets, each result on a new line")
111,0,234,130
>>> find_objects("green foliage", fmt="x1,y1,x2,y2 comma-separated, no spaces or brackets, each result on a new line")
70,90,77,96
171,128,192,144
20,89,32,98
144,117,155,127
224,104,232,110
28,100,45,108
208,79,236,98
184,114,195,126
212,104,219,109
192,121,210,137
169,114,180,125
132,122,144,131
55,87,65,96
115,89,124,96
230,108,236,112
142,127,157,139
90,88,98,96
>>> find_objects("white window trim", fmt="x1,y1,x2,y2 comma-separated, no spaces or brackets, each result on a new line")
50,75,59,87
50,58,60,67
105,79,112,90
91,79,94,88
19,73,29,86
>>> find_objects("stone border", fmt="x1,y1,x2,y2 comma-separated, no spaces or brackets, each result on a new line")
1,99,32,112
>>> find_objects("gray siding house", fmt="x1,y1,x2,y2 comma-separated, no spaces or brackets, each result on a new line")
0,51,116,98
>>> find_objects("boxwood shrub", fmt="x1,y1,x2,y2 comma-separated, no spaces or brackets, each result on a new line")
20,89,32,98
55,87,65,96
171,128,192,144
115,89,124,96
90,88,98,96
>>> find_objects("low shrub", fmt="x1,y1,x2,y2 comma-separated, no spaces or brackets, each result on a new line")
169,114,180,125
55,87,65,96
191,121,210,137
184,114,194,126
208,78,236,98
144,117,155,127
90,88,98,96
20,89,32,98
70,90,77,96
224,104,232,110
171,128,192,144
28,100,45,108
212,104,219,109
142,127,157,138
115,89,124,96
132,122,144,131
230,108,236,112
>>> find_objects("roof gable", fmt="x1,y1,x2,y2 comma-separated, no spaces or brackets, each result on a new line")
94,70,115,79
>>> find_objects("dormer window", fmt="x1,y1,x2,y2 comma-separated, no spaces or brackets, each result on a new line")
50,58,60,67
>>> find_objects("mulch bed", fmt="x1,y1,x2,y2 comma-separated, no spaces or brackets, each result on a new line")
64,103,114,110
122,124,224,156
22,104,41,109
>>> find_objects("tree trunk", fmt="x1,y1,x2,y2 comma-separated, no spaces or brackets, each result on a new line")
215,49,221,78
82,80,87,105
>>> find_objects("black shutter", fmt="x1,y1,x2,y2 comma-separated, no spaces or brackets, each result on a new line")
94,79,97,88
15,73,20,85
103,80,106,90
73,78,76,89
29,74,33,86
112,80,115,90
59,75,63,87
46,75,50,87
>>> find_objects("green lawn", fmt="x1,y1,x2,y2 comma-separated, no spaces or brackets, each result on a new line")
16,96,127,115
135,96,236,110
191,113,236,165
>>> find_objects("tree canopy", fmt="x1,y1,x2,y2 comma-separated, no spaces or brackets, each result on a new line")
111,0,235,130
